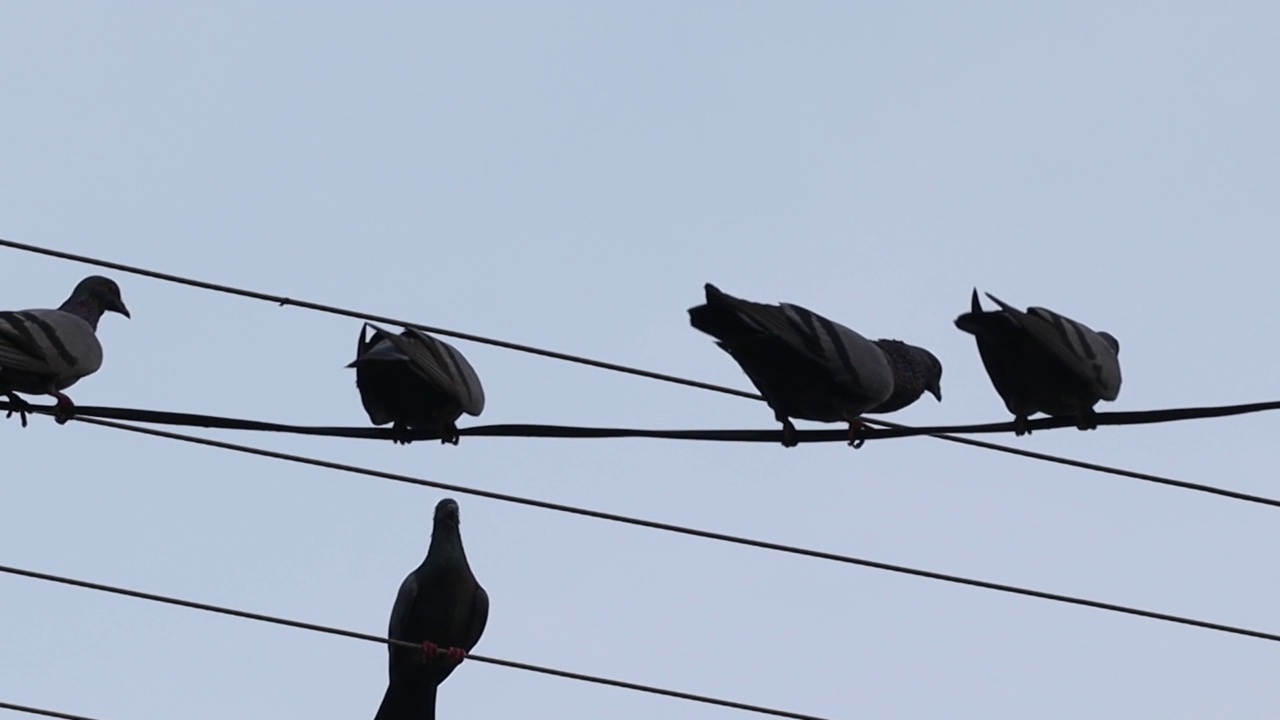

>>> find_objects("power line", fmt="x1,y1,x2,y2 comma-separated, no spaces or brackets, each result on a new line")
6,398,1279,443
0,701,100,720
0,236,1240,497
0,237,756,401
8,399,1275,509
68,415,1280,644
0,563,828,720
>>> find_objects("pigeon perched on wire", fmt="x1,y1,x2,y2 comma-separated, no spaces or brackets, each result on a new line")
688,283,942,447
348,323,485,445
954,290,1121,435
374,498,489,720
0,275,130,426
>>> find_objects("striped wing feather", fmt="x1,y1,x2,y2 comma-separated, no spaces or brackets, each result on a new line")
369,324,486,416
721,295,892,401
0,309,102,379
985,295,1121,401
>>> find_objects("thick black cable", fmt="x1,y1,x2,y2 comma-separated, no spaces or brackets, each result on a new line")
0,702,100,720
0,564,826,720
5,237,1264,496
7,400,1277,509
4,399,1278,441
61,415,1280,644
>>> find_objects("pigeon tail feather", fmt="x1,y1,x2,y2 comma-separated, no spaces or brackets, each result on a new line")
373,681,436,720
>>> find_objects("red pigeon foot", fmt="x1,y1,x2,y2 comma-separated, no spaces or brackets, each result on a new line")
420,641,441,659
443,646,467,665
847,419,869,449
52,391,76,425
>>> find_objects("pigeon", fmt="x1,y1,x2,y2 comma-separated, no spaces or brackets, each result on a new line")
374,498,489,720
688,283,942,447
954,290,1121,435
0,275,130,426
347,323,485,444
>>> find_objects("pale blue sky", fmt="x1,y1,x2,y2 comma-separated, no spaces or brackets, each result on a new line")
2,3,1278,718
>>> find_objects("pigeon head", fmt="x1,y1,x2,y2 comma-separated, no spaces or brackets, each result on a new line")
434,498,461,526
63,276,130,322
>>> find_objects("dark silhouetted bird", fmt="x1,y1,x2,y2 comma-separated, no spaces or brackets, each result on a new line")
0,275,130,426
688,283,941,447
955,290,1121,435
348,323,485,444
374,498,489,720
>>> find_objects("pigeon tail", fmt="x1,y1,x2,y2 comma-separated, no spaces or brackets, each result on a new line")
373,681,436,720
687,283,762,343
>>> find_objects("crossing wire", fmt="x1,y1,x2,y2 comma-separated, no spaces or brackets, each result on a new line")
0,563,827,720
2,236,1256,497
0,701,100,720
66,414,1280,645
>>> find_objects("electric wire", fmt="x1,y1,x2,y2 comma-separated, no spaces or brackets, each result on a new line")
65,415,1280,644
3,236,1253,496
7,399,1276,509
0,563,827,720
0,702,101,720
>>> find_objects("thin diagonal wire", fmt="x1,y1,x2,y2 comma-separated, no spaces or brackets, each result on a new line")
0,238,754,400
2,237,1267,501
0,702,100,720
67,416,1280,644
0,564,826,720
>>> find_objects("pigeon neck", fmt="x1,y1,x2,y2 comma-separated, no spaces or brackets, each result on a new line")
58,295,107,330
428,524,467,560
871,341,926,413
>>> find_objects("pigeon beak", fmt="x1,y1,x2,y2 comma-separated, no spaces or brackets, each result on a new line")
927,383,942,402
113,299,131,318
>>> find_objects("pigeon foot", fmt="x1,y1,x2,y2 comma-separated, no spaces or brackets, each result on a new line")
391,422,414,445
779,417,798,448
4,392,31,428
52,391,75,425
1013,415,1031,436
439,420,461,445
1074,408,1098,432
443,646,467,665
847,418,869,449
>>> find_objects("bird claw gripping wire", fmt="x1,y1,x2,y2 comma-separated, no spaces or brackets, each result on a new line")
847,419,869,449
52,392,76,425
420,641,467,665
3,393,31,427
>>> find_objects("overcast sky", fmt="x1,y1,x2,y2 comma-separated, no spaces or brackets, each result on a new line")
2,3,1279,719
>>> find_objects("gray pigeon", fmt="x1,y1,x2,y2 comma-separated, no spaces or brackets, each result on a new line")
347,323,485,444
688,283,942,447
955,290,1121,435
0,276,130,426
374,498,489,720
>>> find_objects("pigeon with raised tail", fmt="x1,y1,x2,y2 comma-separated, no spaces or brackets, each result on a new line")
374,498,489,720
0,275,130,426
688,283,942,447
347,323,485,444
955,290,1121,435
